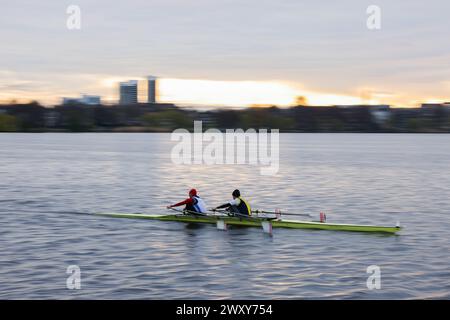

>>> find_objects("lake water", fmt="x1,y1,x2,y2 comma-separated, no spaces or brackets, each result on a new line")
1,133,449,299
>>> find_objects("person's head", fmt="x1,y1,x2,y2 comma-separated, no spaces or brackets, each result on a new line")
232,189,240,199
189,188,197,197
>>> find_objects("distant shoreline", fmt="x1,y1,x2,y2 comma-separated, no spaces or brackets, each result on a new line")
1,102,450,133
1,129,449,134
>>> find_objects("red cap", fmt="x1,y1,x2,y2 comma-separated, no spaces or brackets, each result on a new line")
189,188,197,196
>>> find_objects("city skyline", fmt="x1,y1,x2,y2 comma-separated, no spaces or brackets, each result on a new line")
1,1,449,108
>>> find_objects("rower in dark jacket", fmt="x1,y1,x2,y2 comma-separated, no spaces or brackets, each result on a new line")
214,189,251,216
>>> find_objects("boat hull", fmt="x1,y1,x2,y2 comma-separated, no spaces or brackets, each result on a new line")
95,213,401,234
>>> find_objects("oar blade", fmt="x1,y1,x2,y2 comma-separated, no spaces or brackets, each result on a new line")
261,221,273,235
216,220,228,231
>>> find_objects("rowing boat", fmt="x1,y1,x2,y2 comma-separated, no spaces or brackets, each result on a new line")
95,212,401,234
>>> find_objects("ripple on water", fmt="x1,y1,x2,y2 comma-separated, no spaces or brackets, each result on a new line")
1,133,450,299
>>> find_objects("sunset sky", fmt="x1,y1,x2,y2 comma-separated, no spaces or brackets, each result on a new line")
1,0,449,108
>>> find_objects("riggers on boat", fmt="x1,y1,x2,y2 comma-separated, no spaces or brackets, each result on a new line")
95,212,401,234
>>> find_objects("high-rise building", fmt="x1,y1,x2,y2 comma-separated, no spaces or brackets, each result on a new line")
119,80,138,105
147,76,157,103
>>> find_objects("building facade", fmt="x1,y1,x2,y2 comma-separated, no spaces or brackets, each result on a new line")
119,80,138,105
147,76,157,104
62,95,101,105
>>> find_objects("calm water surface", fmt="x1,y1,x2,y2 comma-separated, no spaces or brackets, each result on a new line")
1,133,449,299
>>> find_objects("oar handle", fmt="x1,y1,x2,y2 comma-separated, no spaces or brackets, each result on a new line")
252,210,312,217
168,207,184,214
208,208,232,217
168,207,207,216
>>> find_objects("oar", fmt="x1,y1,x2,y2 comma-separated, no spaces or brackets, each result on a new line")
252,209,313,218
208,208,231,215
167,207,186,214
208,209,274,235
168,207,231,231
168,207,209,216
209,209,274,220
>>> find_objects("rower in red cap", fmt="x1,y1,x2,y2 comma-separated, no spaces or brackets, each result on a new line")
167,189,208,214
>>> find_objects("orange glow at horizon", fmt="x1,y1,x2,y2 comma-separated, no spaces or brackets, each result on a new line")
0,76,446,108
157,79,377,107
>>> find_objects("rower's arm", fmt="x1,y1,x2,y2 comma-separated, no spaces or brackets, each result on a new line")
215,203,231,209
170,198,193,208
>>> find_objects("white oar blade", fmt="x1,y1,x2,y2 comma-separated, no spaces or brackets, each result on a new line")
261,221,273,235
216,220,227,231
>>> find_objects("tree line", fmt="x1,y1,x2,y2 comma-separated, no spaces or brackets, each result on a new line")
1,102,449,133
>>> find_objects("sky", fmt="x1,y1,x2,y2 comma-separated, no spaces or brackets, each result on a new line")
1,0,449,108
